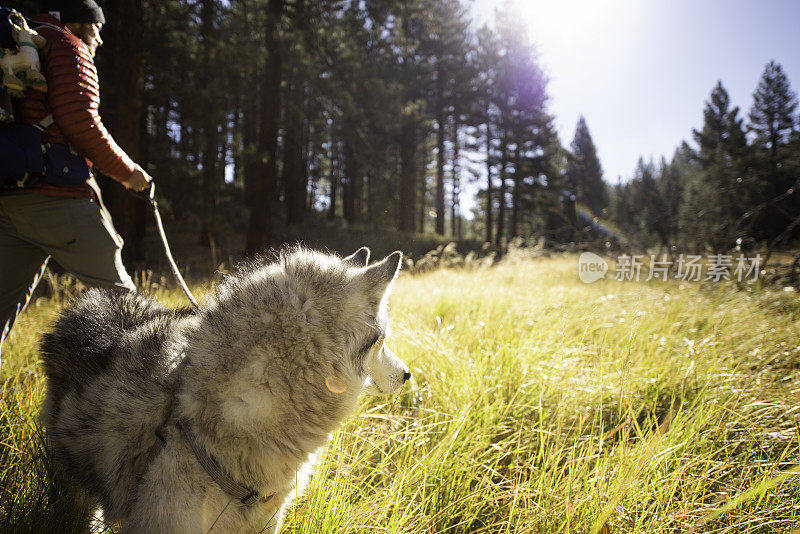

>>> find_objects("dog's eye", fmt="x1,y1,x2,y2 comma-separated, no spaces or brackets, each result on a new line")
360,332,382,354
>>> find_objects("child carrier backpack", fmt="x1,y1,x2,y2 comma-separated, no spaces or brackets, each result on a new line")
0,6,89,188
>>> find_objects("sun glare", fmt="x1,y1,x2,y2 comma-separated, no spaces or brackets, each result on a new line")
507,0,639,63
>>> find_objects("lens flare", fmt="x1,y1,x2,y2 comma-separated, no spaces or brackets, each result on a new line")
574,201,630,245
325,376,347,394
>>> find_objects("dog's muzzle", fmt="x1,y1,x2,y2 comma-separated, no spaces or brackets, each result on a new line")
366,345,411,395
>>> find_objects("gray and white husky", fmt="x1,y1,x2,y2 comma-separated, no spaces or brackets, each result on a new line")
40,247,410,533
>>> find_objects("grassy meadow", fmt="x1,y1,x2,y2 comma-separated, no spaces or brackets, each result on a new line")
2,255,800,532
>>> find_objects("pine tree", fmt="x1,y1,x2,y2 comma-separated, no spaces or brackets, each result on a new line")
748,61,799,240
749,61,798,159
566,116,606,216
686,81,747,250
657,150,687,247
635,158,661,244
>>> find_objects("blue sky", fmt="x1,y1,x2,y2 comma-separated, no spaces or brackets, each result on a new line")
471,0,800,183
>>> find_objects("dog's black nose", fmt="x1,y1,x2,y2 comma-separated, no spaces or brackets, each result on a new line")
403,371,412,382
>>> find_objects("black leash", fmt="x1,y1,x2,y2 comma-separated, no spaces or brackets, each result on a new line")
129,183,199,309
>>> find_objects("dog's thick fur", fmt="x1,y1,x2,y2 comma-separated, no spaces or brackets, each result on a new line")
39,247,410,533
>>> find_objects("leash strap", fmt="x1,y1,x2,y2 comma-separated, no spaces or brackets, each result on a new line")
132,182,200,309
175,418,272,506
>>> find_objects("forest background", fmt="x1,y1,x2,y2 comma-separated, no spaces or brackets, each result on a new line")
6,0,800,273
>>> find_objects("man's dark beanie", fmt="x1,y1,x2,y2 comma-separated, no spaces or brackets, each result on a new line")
39,0,105,24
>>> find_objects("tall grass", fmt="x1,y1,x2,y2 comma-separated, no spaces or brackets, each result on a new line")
2,256,800,532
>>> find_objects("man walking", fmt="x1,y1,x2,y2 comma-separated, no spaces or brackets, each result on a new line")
0,0,152,358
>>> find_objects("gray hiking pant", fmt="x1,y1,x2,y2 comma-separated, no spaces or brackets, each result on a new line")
0,193,135,359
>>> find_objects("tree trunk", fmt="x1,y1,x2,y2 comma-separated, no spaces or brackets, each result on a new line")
419,141,428,232
284,69,307,225
451,120,460,239
398,111,417,232
495,128,507,246
510,141,521,239
199,125,219,247
242,68,259,221
342,125,360,225
245,0,283,255
366,169,375,224
99,0,145,265
199,0,218,248
485,119,493,244
284,1,307,225
435,84,446,235
327,129,338,220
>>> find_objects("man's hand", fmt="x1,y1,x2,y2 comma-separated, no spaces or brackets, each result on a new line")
123,164,153,192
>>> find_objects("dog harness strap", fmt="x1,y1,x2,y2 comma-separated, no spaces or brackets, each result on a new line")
175,418,262,506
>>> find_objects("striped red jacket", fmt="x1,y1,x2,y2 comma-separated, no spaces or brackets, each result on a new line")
14,13,135,197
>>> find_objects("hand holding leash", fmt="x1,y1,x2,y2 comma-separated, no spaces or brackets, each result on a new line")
123,164,153,192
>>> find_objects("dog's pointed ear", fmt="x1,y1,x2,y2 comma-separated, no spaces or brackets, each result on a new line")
344,247,370,267
364,251,402,288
